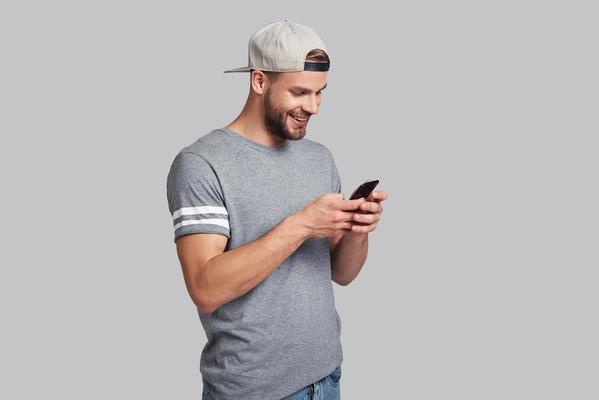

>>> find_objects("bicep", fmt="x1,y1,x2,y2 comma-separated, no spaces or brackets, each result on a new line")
176,232,228,311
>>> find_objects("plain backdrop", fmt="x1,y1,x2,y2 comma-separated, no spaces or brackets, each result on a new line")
1,1,597,399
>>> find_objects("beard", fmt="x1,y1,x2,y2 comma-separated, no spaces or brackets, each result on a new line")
263,90,308,142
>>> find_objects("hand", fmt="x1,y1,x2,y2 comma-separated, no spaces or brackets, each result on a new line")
349,190,388,234
298,193,366,239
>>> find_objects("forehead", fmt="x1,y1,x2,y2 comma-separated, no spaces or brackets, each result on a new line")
275,71,328,89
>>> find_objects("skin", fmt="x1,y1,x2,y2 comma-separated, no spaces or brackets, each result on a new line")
226,68,389,285
227,69,326,147
227,68,387,230
176,68,390,314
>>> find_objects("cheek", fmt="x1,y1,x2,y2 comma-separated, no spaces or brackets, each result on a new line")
282,96,302,112
269,92,301,115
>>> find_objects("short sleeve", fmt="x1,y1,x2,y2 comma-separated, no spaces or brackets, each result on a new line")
328,149,342,194
166,152,230,243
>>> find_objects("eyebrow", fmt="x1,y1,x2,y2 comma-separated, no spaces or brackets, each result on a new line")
289,83,328,92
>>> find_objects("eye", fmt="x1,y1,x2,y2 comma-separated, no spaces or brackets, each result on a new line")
291,90,323,97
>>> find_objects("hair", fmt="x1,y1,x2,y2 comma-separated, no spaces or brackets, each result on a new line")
304,48,330,63
251,48,330,83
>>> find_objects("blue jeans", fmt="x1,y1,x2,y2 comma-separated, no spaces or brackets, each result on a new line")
202,365,342,400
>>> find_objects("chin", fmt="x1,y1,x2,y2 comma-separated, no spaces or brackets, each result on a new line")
288,129,306,140
285,124,307,136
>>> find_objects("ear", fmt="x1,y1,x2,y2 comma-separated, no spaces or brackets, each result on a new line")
250,70,268,95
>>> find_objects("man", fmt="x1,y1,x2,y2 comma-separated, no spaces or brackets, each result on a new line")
166,20,387,400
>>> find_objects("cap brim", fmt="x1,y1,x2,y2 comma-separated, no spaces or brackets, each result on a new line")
224,66,252,73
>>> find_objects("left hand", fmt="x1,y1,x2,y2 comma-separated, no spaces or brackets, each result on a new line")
350,190,388,234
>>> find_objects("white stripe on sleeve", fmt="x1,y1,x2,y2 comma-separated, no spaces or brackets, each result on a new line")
172,206,228,220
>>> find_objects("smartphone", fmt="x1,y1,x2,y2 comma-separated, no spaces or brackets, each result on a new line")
349,179,379,200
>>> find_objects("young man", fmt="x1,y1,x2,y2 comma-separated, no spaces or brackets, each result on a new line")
166,19,387,400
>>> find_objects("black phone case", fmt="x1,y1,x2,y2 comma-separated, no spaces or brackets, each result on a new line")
349,179,379,200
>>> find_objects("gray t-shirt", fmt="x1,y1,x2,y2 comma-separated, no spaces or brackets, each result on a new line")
166,126,343,400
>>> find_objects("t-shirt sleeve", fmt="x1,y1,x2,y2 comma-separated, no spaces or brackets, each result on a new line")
166,152,230,243
328,148,342,194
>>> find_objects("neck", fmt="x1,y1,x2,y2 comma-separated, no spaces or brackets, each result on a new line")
226,95,287,148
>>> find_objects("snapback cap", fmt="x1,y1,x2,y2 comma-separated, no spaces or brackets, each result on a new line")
224,19,330,73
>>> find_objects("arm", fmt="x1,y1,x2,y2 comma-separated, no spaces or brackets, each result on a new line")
330,232,369,286
168,152,311,313
329,189,388,286
181,213,309,314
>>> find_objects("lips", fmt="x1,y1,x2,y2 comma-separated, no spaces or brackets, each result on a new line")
289,114,308,127
290,115,309,128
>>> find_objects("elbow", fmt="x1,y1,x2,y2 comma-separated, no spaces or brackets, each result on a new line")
193,264,218,314
193,287,217,314
333,278,351,287
331,269,351,286
194,295,216,314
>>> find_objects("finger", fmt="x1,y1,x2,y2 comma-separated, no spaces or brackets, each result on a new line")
353,212,379,224
338,198,366,211
360,201,383,213
360,201,377,212
341,222,353,231
333,222,353,234
368,190,388,202
351,222,377,233
336,210,360,222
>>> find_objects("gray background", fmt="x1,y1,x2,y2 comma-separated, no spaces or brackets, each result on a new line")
1,1,597,399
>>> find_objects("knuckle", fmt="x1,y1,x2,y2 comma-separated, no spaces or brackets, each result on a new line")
333,211,345,222
337,210,347,222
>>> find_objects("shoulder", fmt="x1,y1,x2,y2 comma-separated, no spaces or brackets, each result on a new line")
167,129,232,180
177,129,229,159
169,129,232,168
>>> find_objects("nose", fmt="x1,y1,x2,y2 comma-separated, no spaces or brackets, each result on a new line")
302,94,320,116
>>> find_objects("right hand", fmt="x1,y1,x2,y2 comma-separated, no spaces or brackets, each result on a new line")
298,193,366,239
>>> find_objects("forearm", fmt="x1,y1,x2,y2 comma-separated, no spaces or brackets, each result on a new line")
199,214,309,313
330,232,369,286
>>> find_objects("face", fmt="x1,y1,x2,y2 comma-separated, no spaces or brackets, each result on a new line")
262,71,328,142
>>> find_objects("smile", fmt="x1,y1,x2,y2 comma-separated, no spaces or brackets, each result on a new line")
289,114,308,127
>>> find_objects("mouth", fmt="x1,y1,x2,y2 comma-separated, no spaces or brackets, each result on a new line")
289,114,309,128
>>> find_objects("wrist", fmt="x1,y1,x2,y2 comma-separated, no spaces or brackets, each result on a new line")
287,211,312,242
344,230,369,243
